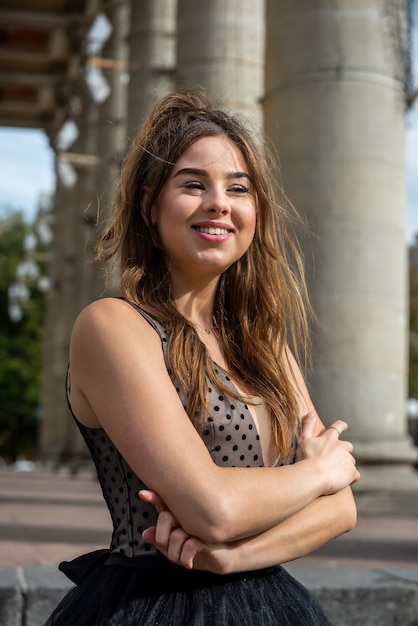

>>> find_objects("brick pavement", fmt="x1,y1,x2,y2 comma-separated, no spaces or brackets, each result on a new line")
1,465,417,571
0,467,109,567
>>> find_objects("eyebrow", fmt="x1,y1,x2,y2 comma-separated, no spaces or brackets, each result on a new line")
173,167,251,182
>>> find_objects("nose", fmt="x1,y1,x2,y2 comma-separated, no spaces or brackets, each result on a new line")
203,188,230,215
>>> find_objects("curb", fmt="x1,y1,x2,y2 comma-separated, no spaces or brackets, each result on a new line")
0,566,72,626
0,565,417,625
287,565,418,626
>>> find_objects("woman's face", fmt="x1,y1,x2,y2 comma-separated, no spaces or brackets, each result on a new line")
147,135,257,285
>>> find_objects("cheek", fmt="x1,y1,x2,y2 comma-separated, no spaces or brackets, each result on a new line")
246,206,257,236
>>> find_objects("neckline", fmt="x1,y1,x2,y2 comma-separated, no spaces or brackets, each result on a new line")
213,361,279,468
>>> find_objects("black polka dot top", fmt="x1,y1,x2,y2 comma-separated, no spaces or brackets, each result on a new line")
66,304,297,559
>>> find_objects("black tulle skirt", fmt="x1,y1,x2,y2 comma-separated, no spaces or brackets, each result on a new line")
44,550,331,626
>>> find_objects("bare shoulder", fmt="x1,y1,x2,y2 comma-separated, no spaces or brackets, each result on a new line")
69,297,167,427
70,297,164,398
73,297,148,328
71,297,160,349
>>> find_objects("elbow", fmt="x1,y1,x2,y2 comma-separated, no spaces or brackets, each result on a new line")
346,504,358,533
180,494,236,544
341,491,358,534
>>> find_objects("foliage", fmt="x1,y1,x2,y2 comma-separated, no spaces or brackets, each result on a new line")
0,209,45,462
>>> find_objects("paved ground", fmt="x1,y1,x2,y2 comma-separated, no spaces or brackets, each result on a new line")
1,466,417,572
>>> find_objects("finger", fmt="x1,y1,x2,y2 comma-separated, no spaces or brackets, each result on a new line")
167,527,191,564
327,420,348,437
142,526,157,546
300,412,316,440
340,440,353,454
180,537,205,569
155,510,178,549
138,490,167,514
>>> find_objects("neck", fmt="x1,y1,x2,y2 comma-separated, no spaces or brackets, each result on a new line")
172,279,218,330
177,304,215,332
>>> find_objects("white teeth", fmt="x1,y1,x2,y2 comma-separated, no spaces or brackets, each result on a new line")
196,227,229,235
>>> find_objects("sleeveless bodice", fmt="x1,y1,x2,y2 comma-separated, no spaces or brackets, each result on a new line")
67,306,297,559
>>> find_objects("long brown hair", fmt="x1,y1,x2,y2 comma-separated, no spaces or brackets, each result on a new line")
97,87,313,458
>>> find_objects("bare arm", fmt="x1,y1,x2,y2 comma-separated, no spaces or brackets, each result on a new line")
230,486,356,571
70,298,359,544
141,486,356,573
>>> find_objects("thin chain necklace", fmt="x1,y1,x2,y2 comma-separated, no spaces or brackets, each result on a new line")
190,317,216,335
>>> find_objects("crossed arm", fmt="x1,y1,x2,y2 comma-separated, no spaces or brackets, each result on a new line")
140,413,358,574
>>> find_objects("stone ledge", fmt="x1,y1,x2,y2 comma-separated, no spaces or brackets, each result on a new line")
286,565,418,626
0,565,417,626
0,565,72,626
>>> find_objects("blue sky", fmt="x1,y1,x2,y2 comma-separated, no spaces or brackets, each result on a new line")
0,128,55,220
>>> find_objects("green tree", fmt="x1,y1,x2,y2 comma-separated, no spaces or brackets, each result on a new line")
0,209,45,462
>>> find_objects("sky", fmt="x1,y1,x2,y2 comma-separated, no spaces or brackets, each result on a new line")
0,127,55,219
0,9,417,241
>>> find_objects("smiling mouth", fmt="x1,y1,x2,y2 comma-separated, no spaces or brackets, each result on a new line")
193,226,233,235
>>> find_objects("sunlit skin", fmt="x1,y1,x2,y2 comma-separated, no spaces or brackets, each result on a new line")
144,136,257,298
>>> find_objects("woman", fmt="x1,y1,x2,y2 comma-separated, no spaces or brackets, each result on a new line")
45,87,359,625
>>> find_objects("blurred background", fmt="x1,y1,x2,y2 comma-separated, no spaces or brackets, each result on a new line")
0,0,417,499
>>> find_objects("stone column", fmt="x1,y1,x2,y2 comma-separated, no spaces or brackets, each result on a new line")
127,0,177,135
264,0,417,490
176,0,265,132
56,95,100,464
38,165,78,465
87,0,130,302
85,0,130,301
40,96,100,465
62,1,132,468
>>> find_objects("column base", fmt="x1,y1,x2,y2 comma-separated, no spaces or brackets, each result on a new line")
353,435,418,464
353,462,418,492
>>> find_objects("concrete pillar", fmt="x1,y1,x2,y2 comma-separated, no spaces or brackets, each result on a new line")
264,1,417,490
177,0,265,132
40,3,131,467
127,0,177,136
39,170,77,465
55,96,99,463
40,98,100,464
61,2,132,467
87,0,130,301
70,96,100,313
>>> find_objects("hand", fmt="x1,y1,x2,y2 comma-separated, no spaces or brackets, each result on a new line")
139,490,238,573
139,490,180,554
296,413,360,494
295,412,317,461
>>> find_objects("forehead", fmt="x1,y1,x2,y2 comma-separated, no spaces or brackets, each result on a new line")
174,135,248,173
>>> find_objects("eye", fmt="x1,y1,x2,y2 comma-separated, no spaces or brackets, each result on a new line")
229,184,250,193
184,181,205,190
